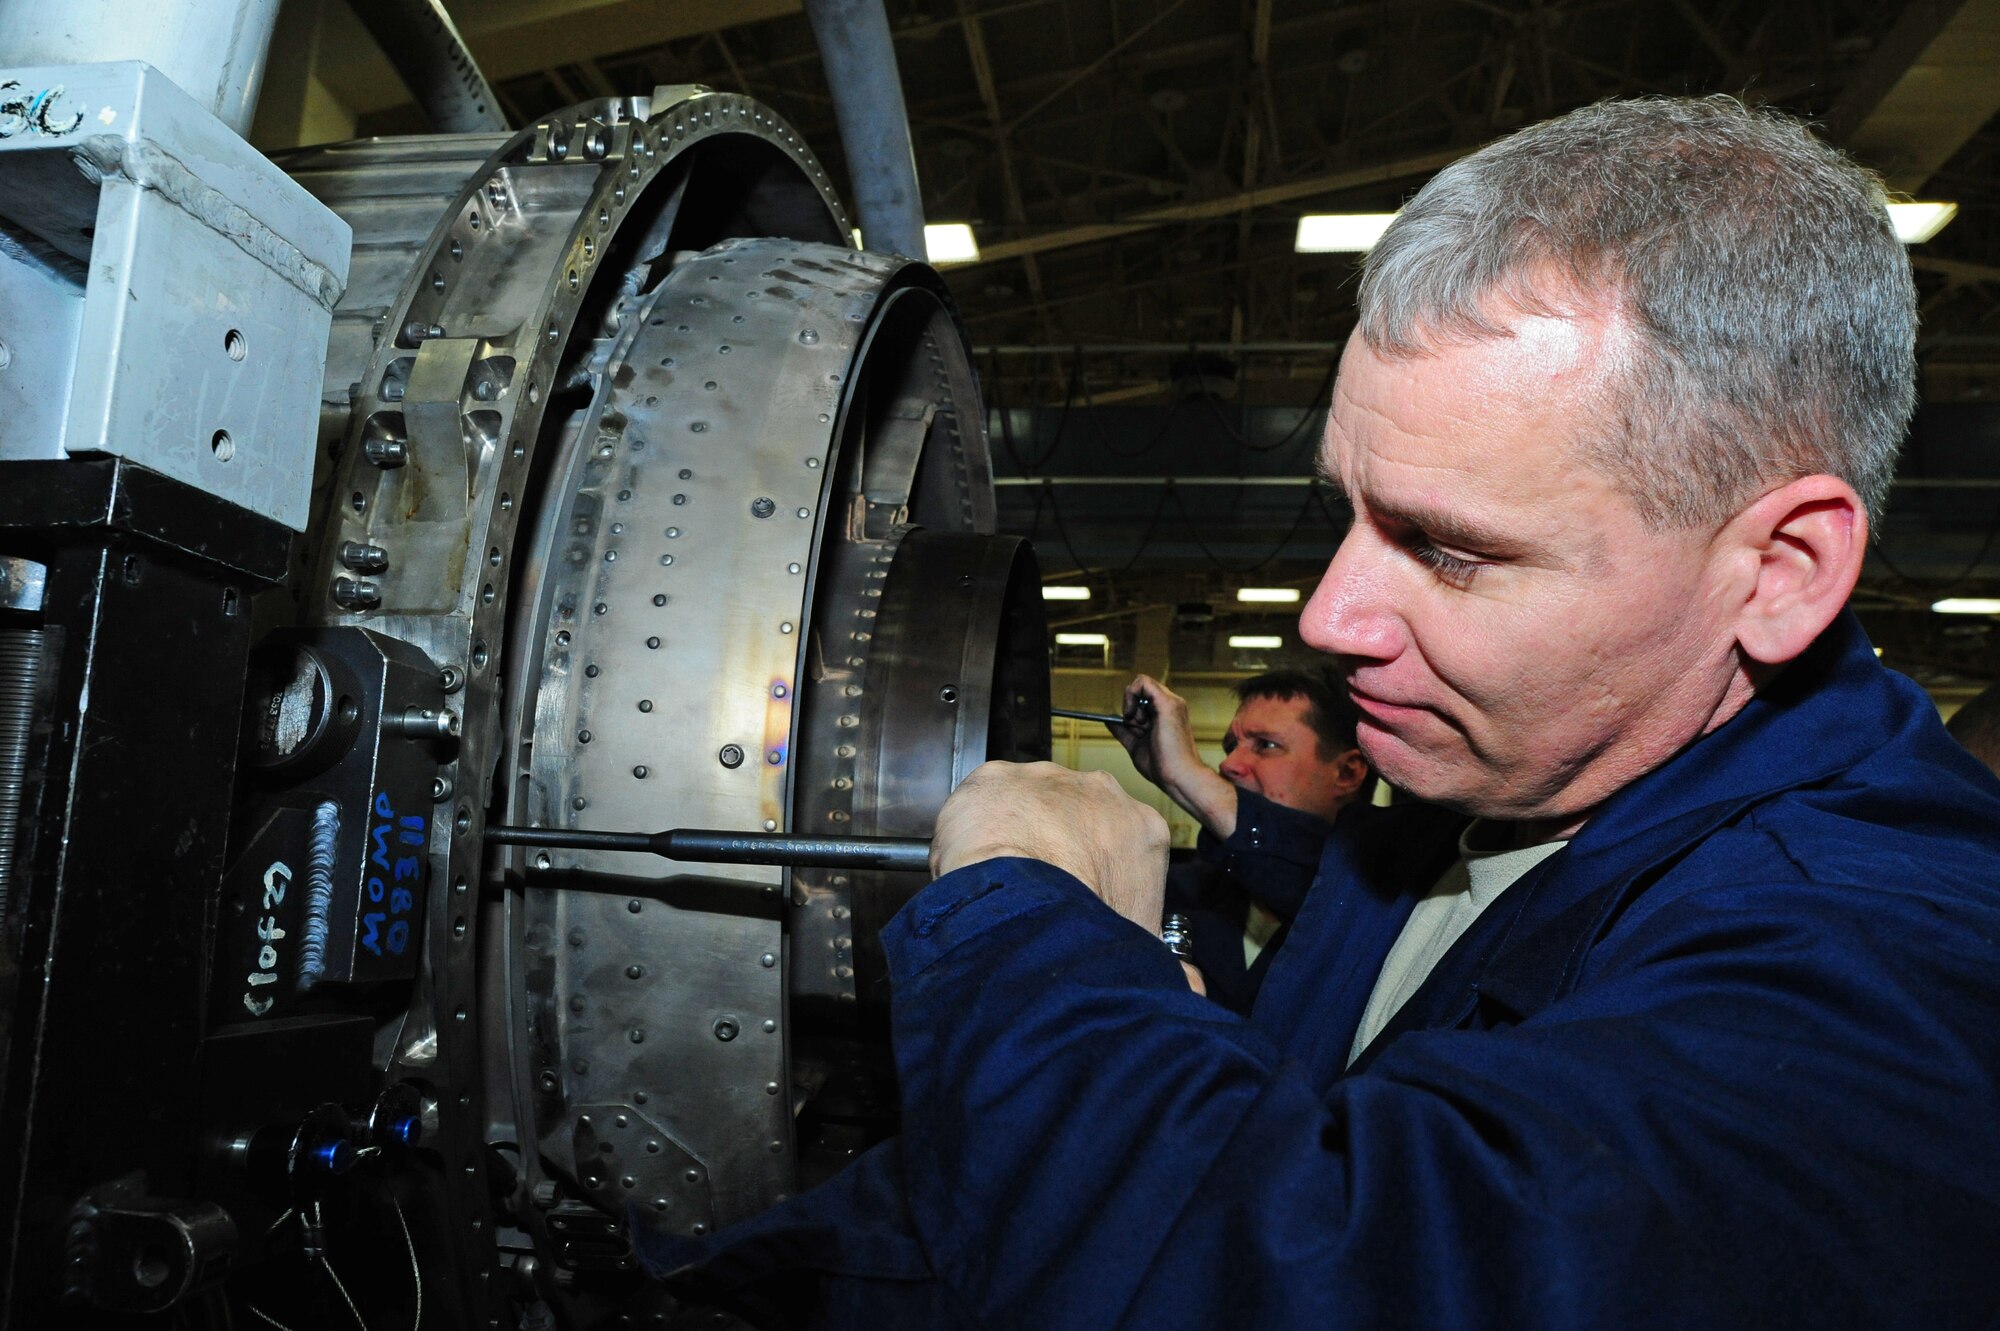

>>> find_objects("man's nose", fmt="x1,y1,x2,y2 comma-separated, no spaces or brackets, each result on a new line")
1218,750,1251,781
1300,529,1403,662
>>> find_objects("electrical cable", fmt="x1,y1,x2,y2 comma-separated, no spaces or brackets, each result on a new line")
1168,477,1327,575
240,1207,303,1331
1193,356,1338,454
986,350,1039,476
1073,347,1184,460
1041,478,1173,583
313,1201,369,1331
993,349,1074,473
395,1199,423,1331
241,1304,300,1331
1870,517,2000,594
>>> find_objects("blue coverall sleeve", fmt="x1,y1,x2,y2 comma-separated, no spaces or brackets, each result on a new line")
880,857,2000,1330
1192,788,1329,920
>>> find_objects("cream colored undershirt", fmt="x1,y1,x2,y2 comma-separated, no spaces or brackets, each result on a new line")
1243,900,1284,967
1347,823,1568,1066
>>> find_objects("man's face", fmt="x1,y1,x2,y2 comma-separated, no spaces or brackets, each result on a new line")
1300,310,1746,827
1218,693,1360,824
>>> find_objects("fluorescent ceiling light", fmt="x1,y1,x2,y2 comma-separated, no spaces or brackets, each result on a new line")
1235,587,1300,604
1055,632,1111,646
1294,213,1398,253
925,223,980,264
1042,585,1092,601
851,227,865,250
1886,202,1956,243
1932,597,2000,615
1228,634,1284,649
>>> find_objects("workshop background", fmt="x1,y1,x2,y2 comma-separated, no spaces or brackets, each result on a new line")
247,0,2000,844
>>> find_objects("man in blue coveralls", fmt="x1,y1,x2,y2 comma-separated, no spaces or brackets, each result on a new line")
652,96,2000,1328
1122,667,1374,1013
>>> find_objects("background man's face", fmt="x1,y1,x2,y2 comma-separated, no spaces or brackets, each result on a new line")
1218,694,1359,824
1299,311,1744,825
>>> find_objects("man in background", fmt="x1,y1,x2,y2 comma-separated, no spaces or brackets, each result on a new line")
1118,667,1372,1011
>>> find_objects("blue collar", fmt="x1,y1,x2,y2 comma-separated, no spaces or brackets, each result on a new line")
1470,609,1911,1021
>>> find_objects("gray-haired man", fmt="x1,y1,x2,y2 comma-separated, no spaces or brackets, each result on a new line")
653,97,2000,1330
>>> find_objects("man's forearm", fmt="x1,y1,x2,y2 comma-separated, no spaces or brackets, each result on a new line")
1163,764,1239,840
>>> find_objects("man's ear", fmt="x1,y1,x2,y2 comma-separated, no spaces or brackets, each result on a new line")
1721,474,1867,667
1332,747,1371,798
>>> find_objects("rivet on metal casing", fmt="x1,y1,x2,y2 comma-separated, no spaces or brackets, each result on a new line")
750,497,776,519
712,1018,739,1042
718,745,744,768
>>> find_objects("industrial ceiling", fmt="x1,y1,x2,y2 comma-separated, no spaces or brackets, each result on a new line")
249,0,2000,693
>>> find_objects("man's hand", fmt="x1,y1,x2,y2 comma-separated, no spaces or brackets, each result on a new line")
931,761,1171,931
1114,675,1240,839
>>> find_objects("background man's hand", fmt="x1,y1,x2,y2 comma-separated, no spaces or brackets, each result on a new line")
931,761,1171,931
1115,675,1240,839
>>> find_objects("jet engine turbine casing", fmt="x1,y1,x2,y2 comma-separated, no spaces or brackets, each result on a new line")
268,86,1048,1323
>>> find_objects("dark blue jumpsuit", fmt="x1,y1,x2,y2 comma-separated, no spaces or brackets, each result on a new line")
646,612,2000,1330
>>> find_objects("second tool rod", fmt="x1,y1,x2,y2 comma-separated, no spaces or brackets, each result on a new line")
1050,695,1155,729
485,824,932,871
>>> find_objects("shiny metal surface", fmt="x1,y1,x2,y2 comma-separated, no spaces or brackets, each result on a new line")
281,85,1049,1318
0,61,348,528
286,87,851,1323
0,0,281,136
0,629,41,920
506,235,1020,1240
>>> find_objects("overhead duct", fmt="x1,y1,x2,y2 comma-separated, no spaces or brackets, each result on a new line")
803,0,927,258
347,0,511,134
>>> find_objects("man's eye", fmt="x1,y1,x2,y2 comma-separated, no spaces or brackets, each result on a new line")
1410,538,1483,583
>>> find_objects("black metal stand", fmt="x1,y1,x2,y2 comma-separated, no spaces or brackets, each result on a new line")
0,459,290,1325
